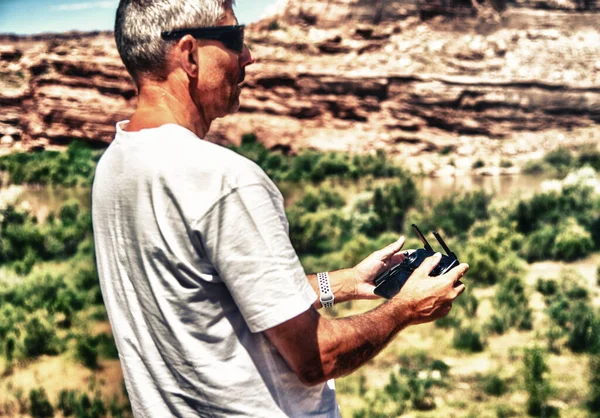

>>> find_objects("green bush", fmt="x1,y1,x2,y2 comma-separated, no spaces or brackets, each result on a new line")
367,178,418,235
490,275,533,333
453,325,485,352
22,310,59,358
544,147,573,169
553,218,595,261
566,302,599,353
0,141,101,186
0,202,91,269
75,334,99,369
230,135,404,182
536,278,558,297
522,346,553,417
420,191,491,238
29,387,54,418
482,373,507,396
287,208,351,255
588,354,600,413
58,389,77,416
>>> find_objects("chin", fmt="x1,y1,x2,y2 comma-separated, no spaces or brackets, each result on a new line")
226,88,241,114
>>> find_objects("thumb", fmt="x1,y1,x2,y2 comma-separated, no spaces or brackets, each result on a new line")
376,236,405,261
413,252,442,276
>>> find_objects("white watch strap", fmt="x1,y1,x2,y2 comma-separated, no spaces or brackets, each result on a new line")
317,272,334,308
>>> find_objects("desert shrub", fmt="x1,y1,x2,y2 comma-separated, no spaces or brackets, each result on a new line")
496,404,519,418
58,390,77,416
482,373,507,396
553,218,595,261
588,354,600,413
419,191,491,238
75,334,99,369
0,202,91,268
512,186,595,236
489,275,533,333
21,310,59,358
544,147,573,169
578,147,600,171
566,302,599,353
522,218,594,262
453,325,485,352
459,220,524,286
57,390,108,418
353,359,444,417
435,292,476,329
356,177,418,237
89,394,107,418
521,224,557,262
70,263,103,305
522,347,555,417
108,395,127,418
545,325,564,354
536,278,558,297
29,388,54,418
96,333,119,359
543,269,599,353
230,135,404,182
0,140,101,186
287,208,352,255
294,187,345,213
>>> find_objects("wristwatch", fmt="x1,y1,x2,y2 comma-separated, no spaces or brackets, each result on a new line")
317,272,334,308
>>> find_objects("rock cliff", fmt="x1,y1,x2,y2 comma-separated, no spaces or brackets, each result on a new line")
1,0,599,174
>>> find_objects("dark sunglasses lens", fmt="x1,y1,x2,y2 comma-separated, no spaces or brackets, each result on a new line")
224,27,244,53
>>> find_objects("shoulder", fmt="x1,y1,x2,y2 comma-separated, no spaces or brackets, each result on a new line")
158,125,280,194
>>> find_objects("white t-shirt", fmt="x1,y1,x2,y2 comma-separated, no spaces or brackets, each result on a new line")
92,122,340,417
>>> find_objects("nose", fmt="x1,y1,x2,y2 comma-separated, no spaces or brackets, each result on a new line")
240,44,255,67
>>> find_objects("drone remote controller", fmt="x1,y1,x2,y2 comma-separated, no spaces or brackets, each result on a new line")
373,224,460,299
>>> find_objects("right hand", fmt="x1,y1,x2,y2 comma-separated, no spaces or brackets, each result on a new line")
394,253,468,326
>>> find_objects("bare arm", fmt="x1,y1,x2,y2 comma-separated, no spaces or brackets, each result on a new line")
266,254,468,385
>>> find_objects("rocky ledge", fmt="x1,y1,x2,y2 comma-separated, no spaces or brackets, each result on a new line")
0,0,599,175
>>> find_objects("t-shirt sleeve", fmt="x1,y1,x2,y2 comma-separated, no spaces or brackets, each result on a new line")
195,183,317,333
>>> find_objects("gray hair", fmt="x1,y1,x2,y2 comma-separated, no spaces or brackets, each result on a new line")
115,0,233,86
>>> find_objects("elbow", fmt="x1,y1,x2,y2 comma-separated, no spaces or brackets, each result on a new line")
296,367,327,386
294,354,336,386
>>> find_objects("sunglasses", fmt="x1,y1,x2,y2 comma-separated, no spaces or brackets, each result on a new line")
161,25,245,53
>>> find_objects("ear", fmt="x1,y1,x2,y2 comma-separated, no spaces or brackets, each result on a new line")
175,35,199,78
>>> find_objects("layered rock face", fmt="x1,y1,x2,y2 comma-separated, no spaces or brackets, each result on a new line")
1,1,599,173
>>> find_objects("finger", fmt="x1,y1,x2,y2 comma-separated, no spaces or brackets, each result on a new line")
452,283,466,298
414,252,442,276
375,236,405,261
442,263,469,288
389,248,416,266
451,263,469,284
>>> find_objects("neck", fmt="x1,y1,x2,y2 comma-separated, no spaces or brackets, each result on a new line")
126,76,211,138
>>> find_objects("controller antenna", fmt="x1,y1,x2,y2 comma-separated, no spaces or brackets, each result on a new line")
412,224,434,252
433,231,457,259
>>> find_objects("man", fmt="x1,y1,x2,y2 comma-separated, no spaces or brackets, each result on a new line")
92,0,469,416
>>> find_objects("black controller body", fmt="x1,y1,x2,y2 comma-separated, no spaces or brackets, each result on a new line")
373,227,460,299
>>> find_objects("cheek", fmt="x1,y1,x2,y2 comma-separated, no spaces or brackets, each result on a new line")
197,53,238,92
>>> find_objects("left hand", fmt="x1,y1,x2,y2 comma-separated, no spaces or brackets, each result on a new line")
351,236,412,300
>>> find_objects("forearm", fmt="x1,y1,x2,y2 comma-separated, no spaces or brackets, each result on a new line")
269,297,413,385
307,269,357,309
317,299,413,381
